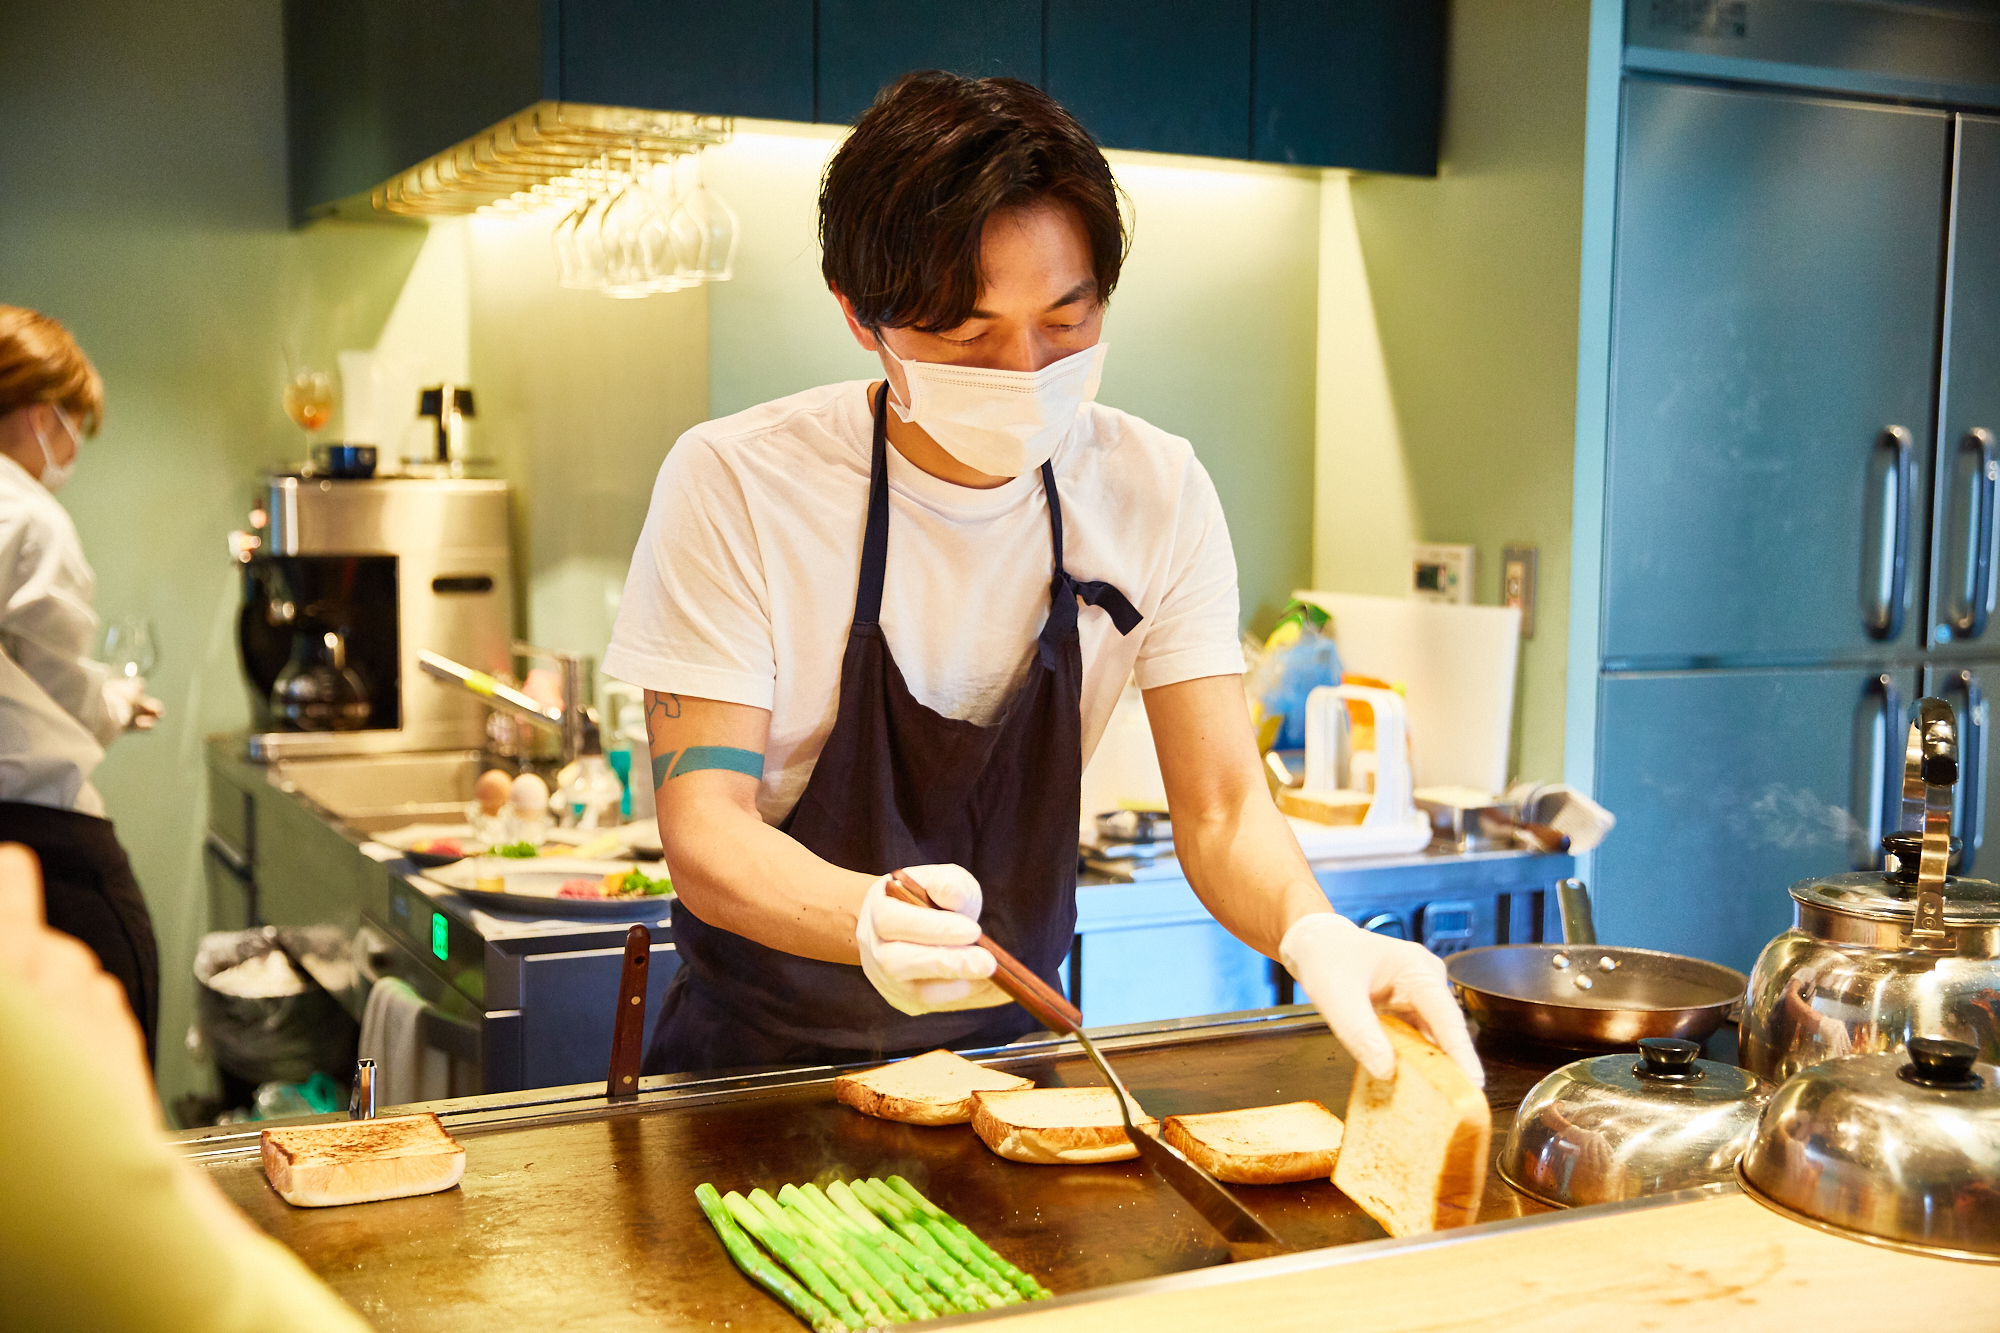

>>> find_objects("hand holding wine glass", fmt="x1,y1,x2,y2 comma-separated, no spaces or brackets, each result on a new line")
100,615,163,732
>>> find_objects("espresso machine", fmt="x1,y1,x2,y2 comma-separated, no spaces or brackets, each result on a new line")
234,475,514,759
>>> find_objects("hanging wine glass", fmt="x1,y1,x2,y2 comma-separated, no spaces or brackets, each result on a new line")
571,154,618,292
679,147,740,282
552,157,604,290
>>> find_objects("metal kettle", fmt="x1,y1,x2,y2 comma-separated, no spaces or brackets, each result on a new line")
1740,697,2000,1082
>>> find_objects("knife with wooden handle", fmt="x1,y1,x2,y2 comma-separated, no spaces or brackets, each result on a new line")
884,870,1288,1260
606,924,651,1101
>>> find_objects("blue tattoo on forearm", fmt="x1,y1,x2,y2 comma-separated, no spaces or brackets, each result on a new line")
669,746,764,779
650,746,764,789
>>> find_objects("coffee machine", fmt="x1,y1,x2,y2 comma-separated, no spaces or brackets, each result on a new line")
235,475,514,759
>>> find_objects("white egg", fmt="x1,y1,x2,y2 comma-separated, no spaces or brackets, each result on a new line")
510,771,550,815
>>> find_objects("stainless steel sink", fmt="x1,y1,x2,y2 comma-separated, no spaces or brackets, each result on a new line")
269,750,481,828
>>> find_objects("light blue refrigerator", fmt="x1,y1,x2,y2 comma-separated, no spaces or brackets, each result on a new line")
1591,76,2000,973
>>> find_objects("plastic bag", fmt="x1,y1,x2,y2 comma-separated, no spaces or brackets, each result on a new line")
193,928,358,1085
1243,601,1344,752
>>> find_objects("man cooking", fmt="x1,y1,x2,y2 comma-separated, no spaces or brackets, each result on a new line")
605,72,1481,1088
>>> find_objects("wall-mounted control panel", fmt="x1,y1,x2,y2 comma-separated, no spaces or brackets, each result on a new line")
1411,543,1475,604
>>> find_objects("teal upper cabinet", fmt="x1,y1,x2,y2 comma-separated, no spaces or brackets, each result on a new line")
816,1,1042,126
1045,1,1253,160
1252,0,1445,174
561,0,815,124
286,0,1447,219
284,0,546,222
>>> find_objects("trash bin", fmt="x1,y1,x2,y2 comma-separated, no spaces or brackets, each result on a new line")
192,928,358,1088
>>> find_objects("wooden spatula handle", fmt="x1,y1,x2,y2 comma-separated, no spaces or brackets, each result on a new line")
884,869,1082,1035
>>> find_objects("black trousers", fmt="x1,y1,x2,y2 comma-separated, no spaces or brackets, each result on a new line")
0,801,158,1068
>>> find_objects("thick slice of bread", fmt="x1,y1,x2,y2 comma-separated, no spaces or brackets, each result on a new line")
1161,1100,1345,1185
261,1112,466,1208
1275,788,1373,826
1332,1015,1490,1236
833,1048,1034,1126
970,1087,1160,1164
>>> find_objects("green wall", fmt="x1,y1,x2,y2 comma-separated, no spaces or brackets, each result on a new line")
1343,0,1590,782
0,1,425,1115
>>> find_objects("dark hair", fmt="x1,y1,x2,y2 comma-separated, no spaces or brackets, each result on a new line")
820,72,1128,334
0,306,103,434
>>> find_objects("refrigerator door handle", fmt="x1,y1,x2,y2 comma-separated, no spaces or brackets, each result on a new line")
1861,426,1915,640
1938,668,1985,869
1850,673,1903,869
1943,427,1998,639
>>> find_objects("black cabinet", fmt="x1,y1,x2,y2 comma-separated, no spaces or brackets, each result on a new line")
815,0,1042,126
560,0,815,124
1046,0,1254,160
1252,0,1446,175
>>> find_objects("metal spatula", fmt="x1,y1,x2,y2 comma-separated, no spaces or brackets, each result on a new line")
884,871,1288,1261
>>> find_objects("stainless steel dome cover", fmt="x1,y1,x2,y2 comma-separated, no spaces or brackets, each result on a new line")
1739,1039,2000,1263
1499,1038,1772,1209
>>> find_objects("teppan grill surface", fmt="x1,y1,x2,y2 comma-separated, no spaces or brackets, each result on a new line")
176,1008,1578,1331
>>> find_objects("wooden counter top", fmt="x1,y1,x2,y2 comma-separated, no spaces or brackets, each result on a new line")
974,1190,2000,1332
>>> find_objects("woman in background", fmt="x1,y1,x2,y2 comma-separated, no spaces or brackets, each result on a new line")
0,305,163,1064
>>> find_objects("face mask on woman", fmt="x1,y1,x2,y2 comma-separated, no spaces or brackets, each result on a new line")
32,407,78,493
885,342,1108,478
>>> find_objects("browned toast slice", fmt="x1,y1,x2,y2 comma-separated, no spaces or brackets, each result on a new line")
261,1112,466,1208
969,1086,1160,1164
1331,1015,1490,1236
833,1048,1033,1126
1161,1100,1345,1184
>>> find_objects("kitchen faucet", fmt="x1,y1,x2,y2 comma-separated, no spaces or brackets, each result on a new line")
418,642,598,765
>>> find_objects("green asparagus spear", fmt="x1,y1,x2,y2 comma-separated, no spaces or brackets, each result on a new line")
749,1190,893,1327
856,1180,1014,1306
695,1184,846,1333
724,1191,865,1329
807,1181,955,1315
827,1181,981,1314
784,1184,933,1322
885,1176,1052,1300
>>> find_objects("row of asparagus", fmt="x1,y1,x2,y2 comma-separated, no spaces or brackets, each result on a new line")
694,1174,1053,1331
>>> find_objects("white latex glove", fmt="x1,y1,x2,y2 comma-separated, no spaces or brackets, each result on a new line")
1280,911,1484,1089
855,863,1010,1016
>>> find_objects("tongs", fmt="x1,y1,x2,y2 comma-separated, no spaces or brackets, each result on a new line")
885,871,1288,1262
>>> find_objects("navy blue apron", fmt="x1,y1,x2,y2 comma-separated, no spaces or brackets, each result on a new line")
644,382,1140,1074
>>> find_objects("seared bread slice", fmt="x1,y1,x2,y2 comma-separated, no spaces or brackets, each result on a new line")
1161,1100,1345,1184
834,1048,1033,1126
970,1087,1160,1164
261,1112,466,1208
1332,1015,1490,1236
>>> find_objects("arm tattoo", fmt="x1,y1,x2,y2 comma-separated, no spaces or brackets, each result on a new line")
645,692,682,725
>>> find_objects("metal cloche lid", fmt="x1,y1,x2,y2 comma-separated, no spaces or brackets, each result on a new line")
1499,1038,1772,1209
1739,1039,2000,1262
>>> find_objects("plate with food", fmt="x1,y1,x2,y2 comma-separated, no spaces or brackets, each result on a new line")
423,858,674,919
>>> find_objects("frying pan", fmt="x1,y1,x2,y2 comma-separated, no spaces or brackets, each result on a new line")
1445,878,1748,1048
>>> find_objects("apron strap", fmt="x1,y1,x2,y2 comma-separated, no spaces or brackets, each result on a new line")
1039,459,1143,645
854,382,894,626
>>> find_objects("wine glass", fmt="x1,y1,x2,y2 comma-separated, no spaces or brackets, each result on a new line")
283,369,334,438
668,149,740,284
101,614,157,681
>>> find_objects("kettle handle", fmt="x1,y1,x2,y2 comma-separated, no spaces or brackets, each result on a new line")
1903,697,1957,948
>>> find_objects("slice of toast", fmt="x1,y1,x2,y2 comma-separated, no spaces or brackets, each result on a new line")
261,1112,467,1208
1160,1100,1345,1185
1331,1015,1490,1236
969,1087,1160,1164
833,1048,1034,1126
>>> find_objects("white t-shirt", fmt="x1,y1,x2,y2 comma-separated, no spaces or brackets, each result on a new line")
604,381,1246,824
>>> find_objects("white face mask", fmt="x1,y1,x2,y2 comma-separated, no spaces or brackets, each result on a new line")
885,342,1108,478
33,408,79,493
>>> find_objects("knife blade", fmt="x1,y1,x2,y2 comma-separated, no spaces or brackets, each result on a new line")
884,870,1288,1261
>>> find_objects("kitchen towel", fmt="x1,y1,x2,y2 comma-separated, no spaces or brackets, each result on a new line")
357,976,453,1109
